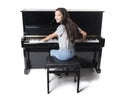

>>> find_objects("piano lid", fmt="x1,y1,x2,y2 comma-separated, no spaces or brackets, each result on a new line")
21,10,104,36
21,9,104,12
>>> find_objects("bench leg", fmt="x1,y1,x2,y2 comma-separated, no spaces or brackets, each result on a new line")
47,69,50,94
74,73,77,82
77,71,80,93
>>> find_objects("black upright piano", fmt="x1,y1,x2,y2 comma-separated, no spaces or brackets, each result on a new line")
21,9,105,74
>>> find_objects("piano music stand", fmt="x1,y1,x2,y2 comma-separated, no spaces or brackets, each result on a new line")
46,56,81,94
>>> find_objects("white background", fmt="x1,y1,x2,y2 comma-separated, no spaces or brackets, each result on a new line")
0,0,120,96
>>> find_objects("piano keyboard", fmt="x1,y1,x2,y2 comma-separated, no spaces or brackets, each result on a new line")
28,38,99,44
29,38,58,43
85,39,99,43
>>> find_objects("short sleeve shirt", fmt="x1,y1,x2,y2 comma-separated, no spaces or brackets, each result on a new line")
55,24,75,50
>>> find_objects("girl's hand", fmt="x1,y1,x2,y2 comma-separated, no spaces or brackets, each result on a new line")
39,39,46,42
81,30,87,38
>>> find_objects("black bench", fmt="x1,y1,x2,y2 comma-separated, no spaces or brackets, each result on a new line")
46,56,81,94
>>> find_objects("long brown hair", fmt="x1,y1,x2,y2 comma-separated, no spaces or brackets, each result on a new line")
55,8,82,43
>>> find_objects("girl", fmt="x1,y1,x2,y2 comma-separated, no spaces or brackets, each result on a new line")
41,8,87,60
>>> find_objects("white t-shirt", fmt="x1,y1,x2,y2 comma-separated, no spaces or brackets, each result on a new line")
55,24,75,50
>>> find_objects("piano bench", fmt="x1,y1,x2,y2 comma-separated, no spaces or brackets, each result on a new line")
46,56,81,94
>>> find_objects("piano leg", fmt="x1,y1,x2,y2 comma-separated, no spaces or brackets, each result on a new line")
24,69,30,74
23,48,31,74
96,48,102,73
92,49,97,72
93,48,102,73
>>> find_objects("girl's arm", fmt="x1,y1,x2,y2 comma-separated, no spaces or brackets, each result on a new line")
41,32,57,42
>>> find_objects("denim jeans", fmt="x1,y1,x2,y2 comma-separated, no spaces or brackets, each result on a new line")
50,48,75,61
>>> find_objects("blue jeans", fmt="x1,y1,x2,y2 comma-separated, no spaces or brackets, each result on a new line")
50,48,75,61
